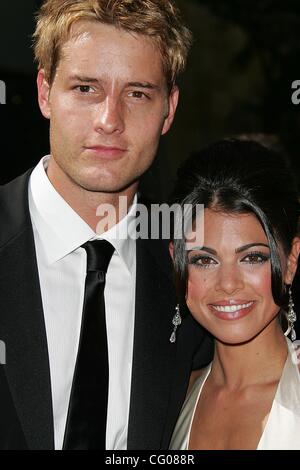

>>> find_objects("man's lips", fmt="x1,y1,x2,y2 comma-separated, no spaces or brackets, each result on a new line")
84,145,127,159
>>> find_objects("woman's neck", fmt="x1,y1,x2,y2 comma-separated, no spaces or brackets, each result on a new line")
210,319,288,391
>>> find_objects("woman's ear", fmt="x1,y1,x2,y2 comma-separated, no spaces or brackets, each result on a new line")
284,236,300,284
169,241,174,262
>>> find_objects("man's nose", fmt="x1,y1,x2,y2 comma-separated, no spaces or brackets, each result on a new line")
93,96,125,135
215,264,244,295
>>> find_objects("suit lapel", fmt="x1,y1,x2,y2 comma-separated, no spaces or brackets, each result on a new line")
127,236,178,449
0,172,54,449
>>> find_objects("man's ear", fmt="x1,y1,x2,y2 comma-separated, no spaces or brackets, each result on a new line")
37,69,51,119
284,236,300,285
169,241,174,262
161,86,179,136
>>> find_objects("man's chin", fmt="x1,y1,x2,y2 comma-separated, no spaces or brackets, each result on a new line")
76,176,136,195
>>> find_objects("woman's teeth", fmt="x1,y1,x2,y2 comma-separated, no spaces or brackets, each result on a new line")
212,302,253,313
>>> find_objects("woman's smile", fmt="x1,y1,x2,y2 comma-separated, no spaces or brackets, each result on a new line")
208,300,256,320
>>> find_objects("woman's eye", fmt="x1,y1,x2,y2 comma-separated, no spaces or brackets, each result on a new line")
189,255,217,268
241,252,270,264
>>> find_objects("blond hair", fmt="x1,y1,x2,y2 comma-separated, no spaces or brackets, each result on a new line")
33,0,192,90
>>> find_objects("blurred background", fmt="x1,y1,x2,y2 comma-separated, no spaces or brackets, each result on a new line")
1,0,300,197
0,1,300,332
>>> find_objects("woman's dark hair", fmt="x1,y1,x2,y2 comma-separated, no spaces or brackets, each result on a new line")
171,139,300,310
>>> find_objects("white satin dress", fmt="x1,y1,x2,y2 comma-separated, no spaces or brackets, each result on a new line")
170,338,300,450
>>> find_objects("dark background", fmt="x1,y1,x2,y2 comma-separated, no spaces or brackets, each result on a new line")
1,0,300,333
1,0,300,197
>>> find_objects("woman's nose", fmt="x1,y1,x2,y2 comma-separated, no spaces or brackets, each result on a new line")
215,264,244,295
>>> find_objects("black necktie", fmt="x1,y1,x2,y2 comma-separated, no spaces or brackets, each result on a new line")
63,240,115,450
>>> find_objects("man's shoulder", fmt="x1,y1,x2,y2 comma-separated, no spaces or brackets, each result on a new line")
0,169,32,197
0,169,33,247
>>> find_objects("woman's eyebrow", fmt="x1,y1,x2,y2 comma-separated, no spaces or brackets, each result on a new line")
235,243,270,253
187,246,217,255
187,243,270,255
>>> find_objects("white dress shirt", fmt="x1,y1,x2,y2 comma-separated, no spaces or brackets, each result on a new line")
28,156,136,450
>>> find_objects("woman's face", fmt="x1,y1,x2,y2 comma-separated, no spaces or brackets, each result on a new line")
186,209,285,344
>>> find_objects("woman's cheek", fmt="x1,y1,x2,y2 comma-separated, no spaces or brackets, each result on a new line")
244,265,272,295
186,273,208,312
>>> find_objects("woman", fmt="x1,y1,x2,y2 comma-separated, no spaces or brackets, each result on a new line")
169,139,300,450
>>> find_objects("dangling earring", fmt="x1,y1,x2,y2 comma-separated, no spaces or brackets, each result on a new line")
284,286,297,341
170,304,182,343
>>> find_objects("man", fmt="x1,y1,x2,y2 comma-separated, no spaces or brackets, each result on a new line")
0,0,211,450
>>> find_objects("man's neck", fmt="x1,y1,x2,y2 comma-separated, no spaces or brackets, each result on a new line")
46,158,137,233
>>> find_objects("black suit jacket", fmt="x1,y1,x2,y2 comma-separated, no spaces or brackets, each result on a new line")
0,170,212,450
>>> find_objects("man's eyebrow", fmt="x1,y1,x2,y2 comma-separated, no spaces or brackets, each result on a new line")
127,81,158,90
68,76,158,89
69,75,99,83
187,243,270,255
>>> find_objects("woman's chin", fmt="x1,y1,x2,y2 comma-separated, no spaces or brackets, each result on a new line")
213,329,261,346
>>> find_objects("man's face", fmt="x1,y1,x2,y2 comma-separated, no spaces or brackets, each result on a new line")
37,21,178,194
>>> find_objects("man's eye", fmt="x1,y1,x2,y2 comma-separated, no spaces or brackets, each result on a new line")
241,252,270,264
128,91,148,99
76,85,94,93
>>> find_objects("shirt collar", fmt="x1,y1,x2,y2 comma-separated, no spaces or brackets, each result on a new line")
28,156,136,274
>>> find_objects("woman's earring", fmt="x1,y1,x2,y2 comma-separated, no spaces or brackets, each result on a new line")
170,304,182,343
284,286,297,341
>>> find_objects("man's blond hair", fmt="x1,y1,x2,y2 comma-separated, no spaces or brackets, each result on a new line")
33,0,192,90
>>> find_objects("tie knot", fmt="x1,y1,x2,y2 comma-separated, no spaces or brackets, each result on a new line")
82,240,115,273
